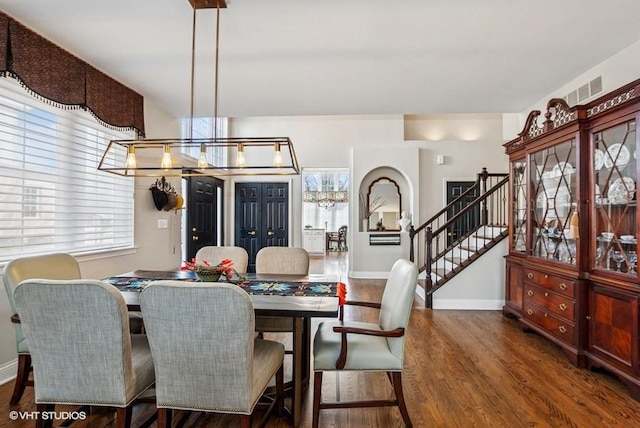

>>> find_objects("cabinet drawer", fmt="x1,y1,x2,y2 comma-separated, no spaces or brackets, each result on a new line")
524,284,575,320
523,302,576,345
524,269,575,297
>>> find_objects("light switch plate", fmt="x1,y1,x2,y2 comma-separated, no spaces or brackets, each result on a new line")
157,219,169,229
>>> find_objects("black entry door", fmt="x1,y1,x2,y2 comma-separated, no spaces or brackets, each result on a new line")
235,182,289,272
446,181,479,246
186,176,224,260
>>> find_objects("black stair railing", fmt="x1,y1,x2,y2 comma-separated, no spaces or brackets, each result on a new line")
409,168,509,306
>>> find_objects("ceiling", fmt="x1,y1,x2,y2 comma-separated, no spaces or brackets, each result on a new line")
3,0,640,119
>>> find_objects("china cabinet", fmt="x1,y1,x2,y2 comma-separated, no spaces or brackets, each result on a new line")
503,79,640,400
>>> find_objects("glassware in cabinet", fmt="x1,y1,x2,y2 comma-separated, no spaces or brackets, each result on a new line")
592,120,637,274
530,139,578,265
512,159,527,253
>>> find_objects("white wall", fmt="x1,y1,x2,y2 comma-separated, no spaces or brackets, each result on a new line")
522,40,640,121
231,114,509,279
229,115,405,248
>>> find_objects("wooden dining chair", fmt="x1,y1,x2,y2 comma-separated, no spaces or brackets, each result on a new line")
195,245,249,273
13,279,155,428
2,253,144,405
312,258,418,428
140,281,285,428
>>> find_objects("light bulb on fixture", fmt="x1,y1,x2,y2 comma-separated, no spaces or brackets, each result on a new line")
125,145,136,169
160,144,173,169
273,143,283,167
236,143,246,167
197,143,208,168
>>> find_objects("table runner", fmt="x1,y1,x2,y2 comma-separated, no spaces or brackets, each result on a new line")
104,276,345,300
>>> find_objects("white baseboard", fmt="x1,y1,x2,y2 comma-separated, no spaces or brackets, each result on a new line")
348,270,388,279
432,299,503,310
0,358,17,386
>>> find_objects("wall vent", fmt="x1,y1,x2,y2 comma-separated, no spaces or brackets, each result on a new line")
563,76,602,106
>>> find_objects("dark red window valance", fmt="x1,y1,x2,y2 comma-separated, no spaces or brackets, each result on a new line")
0,12,145,137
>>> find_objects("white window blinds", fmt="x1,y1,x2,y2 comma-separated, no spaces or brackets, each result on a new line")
0,77,135,262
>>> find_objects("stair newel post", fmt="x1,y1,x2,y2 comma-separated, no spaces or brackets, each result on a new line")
409,225,416,263
425,226,434,308
480,167,489,227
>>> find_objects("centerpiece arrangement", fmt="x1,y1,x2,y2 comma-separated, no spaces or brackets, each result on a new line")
180,258,244,282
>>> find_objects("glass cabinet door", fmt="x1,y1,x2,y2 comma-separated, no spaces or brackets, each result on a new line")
530,139,578,264
512,159,527,253
592,120,637,275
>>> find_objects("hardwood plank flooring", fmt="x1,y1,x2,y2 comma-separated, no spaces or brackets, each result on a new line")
1,253,640,427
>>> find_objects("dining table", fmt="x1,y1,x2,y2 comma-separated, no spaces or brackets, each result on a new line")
105,269,341,427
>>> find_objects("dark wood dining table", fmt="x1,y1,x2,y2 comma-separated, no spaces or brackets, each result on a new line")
108,269,340,427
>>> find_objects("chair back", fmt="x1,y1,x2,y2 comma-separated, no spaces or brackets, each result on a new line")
338,225,348,238
3,253,81,354
13,279,142,406
379,259,418,360
140,281,257,412
195,246,249,273
255,247,309,275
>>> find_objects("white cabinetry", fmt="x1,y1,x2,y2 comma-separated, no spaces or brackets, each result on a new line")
303,229,326,255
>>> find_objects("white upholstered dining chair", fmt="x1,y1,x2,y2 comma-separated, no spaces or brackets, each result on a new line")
2,253,143,405
254,246,309,333
140,281,285,428
13,279,155,428
312,258,418,428
195,245,249,273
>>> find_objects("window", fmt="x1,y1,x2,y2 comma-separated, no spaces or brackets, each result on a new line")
302,169,349,232
0,78,135,262
180,117,228,166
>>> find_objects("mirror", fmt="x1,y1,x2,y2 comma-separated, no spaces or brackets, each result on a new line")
367,177,401,231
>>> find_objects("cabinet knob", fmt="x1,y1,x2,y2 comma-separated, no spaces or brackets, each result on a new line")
558,282,567,290
527,309,533,315
544,274,548,279
559,326,567,334
267,230,275,236
248,230,256,236
527,290,533,296
544,292,548,297
527,273,534,279
586,315,592,320
192,235,198,241
559,303,567,311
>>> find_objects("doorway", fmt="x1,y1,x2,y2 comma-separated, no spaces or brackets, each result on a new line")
446,180,479,246
184,176,224,261
235,182,289,272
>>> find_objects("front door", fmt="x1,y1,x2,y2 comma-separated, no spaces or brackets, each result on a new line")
446,181,479,246
235,182,289,272
186,176,224,260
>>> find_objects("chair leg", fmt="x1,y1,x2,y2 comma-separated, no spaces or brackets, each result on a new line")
36,404,54,428
275,363,285,416
312,371,323,428
157,408,173,428
116,406,132,428
391,372,412,428
240,414,251,428
10,354,32,405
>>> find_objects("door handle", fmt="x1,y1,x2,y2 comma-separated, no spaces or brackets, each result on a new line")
248,230,256,236
267,230,275,236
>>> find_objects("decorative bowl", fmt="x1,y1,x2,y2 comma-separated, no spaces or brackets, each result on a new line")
601,232,614,240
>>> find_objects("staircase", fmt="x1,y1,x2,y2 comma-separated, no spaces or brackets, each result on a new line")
409,169,509,308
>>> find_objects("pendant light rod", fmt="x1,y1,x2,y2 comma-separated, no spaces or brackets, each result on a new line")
213,0,221,140
189,5,197,139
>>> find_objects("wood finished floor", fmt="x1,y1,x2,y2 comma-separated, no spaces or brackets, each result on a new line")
2,253,640,427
